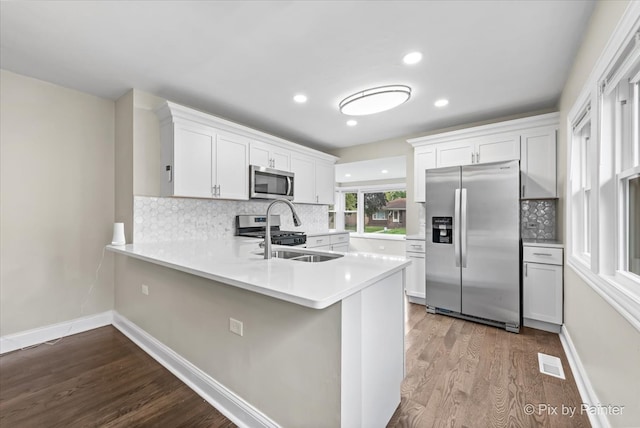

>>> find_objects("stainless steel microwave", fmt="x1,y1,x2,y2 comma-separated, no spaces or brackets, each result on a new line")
250,165,294,200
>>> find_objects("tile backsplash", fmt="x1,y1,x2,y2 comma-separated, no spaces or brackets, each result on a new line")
520,199,557,239
134,196,329,243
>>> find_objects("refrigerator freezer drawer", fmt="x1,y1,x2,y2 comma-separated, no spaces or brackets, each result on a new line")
523,247,563,265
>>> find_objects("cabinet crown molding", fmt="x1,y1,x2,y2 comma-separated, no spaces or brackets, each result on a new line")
155,101,337,163
407,112,560,147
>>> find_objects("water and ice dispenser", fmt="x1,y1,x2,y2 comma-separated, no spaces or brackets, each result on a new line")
432,217,453,244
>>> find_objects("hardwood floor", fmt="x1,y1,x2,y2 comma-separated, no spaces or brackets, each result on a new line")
0,326,234,427
388,303,590,428
0,305,589,427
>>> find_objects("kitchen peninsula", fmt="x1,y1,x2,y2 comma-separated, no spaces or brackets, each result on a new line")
108,239,409,427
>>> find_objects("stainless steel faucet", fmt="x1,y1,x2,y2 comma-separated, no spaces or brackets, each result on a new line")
264,198,302,259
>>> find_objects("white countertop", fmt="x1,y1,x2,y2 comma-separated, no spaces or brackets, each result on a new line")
107,239,410,310
522,239,564,248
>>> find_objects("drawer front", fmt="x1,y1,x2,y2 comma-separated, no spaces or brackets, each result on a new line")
330,233,350,245
306,235,330,248
405,240,426,253
523,246,563,265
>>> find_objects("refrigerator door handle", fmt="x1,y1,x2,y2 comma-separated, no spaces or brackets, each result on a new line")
461,188,468,268
454,188,461,267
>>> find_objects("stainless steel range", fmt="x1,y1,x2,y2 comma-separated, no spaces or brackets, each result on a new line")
235,214,306,246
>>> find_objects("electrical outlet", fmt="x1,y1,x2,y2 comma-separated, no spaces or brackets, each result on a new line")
229,318,243,336
526,222,538,229
141,284,149,295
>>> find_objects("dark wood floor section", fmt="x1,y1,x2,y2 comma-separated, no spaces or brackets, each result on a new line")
1,305,590,427
388,303,590,428
0,326,235,427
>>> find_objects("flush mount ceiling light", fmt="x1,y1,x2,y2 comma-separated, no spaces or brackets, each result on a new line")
339,85,411,116
403,52,423,65
434,98,449,107
346,119,358,127
293,94,307,103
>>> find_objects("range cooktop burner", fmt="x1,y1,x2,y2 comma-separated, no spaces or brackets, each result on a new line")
236,215,307,246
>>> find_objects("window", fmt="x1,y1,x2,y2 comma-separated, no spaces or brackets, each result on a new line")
566,12,640,329
333,187,406,236
344,192,358,232
328,204,336,229
569,105,592,264
627,175,640,276
372,211,387,221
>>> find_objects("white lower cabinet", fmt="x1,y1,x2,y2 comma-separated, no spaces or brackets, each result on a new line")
523,245,563,332
405,239,426,304
306,232,350,252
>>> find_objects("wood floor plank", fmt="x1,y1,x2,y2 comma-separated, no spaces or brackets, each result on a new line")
389,303,591,428
0,326,234,427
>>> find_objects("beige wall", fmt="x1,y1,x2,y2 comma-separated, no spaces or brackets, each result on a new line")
0,70,115,335
558,1,640,426
133,90,164,197
115,255,341,426
115,90,134,244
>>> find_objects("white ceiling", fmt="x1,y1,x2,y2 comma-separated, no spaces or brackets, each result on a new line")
335,156,406,184
0,1,595,152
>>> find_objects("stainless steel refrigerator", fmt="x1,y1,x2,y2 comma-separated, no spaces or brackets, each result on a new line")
425,160,520,332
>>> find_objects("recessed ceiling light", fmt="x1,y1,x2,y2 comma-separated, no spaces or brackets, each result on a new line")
381,169,388,174
345,173,352,177
339,85,411,116
293,94,307,103
346,119,358,126
434,98,449,107
403,52,423,65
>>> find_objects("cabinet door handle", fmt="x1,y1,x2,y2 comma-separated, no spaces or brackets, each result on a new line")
522,185,525,197
471,152,475,163
476,152,480,163
533,252,553,256
316,195,319,203
317,239,324,243
525,263,528,277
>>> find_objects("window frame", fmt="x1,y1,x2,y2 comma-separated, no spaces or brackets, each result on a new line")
566,7,640,332
334,184,407,239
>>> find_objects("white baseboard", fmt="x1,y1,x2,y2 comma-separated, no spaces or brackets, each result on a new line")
559,325,609,428
0,311,114,355
112,312,279,428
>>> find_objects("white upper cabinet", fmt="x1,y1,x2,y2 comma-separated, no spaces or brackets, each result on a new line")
249,141,291,171
156,102,337,203
315,160,335,205
409,112,559,202
413,146,436,202
291,154,315,204
161,121,249,200
215,132,249,200
437,133,520,168
291,154,335,204
475,133,520,164
520,127,557,198
437,140,475,167
173,124,214,198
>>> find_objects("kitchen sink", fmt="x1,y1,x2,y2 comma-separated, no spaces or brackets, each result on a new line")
260,249,344,262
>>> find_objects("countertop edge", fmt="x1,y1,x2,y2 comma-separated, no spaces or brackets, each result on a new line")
106,244,410,310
